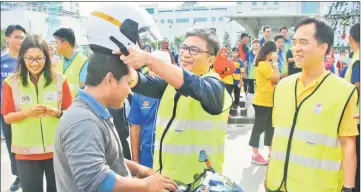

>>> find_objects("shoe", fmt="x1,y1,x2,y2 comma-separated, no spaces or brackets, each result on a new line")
10,177,21,191
252,153,268,165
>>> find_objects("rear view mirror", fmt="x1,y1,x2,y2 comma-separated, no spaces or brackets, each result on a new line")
199,150,208,162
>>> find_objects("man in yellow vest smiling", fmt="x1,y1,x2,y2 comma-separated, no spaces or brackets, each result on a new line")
53,28,88,98
114,28,232,184
266,18,358,192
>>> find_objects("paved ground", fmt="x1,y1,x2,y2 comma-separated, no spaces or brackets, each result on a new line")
1,123,268,192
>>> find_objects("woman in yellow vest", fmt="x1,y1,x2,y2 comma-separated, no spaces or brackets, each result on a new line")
250,41,280,165
1,35,73,192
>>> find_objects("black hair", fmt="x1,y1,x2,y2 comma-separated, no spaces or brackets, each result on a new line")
350,22,360,43
279,26,288,33
274,35,284,42
53,28,76,47
185,28,220,55
263,25,271,32
16,35,52,87
255,41,277,67
295,17,334,55
340,50,346,54
85,52,130,86
5,25,26,37
241,32,248,39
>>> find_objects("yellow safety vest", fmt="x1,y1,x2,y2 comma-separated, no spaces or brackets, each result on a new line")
56,52,87,98
267,73,357,192
153,71,232,184
344,50,360,116
5,72,65,154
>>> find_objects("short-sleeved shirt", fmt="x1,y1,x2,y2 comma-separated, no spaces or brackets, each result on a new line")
128,93,159,168
253,61,276,107
351,60,360,84
63,51,89,84
286,49,302,75
1,51,17,99
1,75,73,160
340,66,348,78
245,50,257,79
232,59,244,85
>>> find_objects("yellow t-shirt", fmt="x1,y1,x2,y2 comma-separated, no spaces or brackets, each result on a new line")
253,61,276,107
277,71,359,191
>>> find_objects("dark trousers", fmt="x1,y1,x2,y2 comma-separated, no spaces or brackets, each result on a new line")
244,79,255,94
225,84,241,105
1,115,18,176
121,138,131,160
357,124,360,192
249,104,274,148
16,158,56,192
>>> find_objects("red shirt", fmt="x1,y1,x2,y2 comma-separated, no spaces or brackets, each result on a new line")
1,76,72,160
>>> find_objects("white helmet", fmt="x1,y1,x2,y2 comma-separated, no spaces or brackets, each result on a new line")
86,3,161,55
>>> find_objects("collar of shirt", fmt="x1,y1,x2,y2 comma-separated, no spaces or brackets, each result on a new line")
63,51,79,65
297,70,330,96
77,89,111,119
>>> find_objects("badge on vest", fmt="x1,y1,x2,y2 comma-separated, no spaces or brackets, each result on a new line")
44,92,57,102
20,95,32,104
314,104,323,113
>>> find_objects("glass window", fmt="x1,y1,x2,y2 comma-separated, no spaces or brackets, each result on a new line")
252,2,257,6
274,2,279,5
263,2,268,5
145,8,154,14
194,18,207,22
212,17,216,22
167,19,173,23
176,18,189,23
161,19,165,24
219,17,223,22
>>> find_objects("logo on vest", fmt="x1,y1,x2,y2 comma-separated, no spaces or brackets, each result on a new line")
44,92,57,101
142,101,150,109
20,95,32,104
314,104,323,113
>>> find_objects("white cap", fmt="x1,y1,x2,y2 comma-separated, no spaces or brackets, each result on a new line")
151,51,172,64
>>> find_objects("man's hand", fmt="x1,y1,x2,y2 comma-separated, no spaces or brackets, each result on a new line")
143,174,178,192
113,47,151,69
137,165,156,179
353,114,359,119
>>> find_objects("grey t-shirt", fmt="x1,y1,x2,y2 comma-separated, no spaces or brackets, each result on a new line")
54,97,131,192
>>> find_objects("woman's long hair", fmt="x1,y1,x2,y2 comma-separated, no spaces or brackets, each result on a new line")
254,41,277,67
16,35,53,87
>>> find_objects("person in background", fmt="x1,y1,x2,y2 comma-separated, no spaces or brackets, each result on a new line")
286,48,302,76
279,26,292,53
140,45,152,75
337,50,346,74
2,35,72,192
339,61,348,78
143,45,152,53
53,28,88,97
244,39,261,95
250,41,280,165
237,32,249,61
324,47,336,73
129,51,171,168
1,24,26,192
274,35,288,78
48,45,60,70
344,22,360,192
260,25,272,46
231,47,245,108
160,38,177,64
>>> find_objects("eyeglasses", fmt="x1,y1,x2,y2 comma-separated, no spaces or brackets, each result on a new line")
24,57,46,64
179,44,213,56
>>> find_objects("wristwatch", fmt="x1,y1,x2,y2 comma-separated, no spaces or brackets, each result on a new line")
57,110,63,118
342,186,355,192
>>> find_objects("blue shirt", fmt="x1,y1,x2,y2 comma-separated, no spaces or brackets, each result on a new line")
1,51,18,99
277,49,285,73
63,51,88,84
77,89,111,119
245,50,256,79
340,66,348,78
351,60,360,84
232,59,244,86
128,93,159,168
260,37,266,46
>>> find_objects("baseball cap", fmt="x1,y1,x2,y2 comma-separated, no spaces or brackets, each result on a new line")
232,47,239,52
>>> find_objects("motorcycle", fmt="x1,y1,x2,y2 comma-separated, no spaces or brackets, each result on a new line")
175,150,244,192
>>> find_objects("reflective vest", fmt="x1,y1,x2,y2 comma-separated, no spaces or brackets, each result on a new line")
344,50,360,115
153,71,232,184
5,72,65,154
56,52,87,98
267,73,357,192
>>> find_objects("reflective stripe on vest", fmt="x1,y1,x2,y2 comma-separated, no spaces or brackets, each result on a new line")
271,151,341,171
155,142,224,154
11,144,54,155
267,73,356,192
12,73,63,111
274,127,341,148
157,116,227,132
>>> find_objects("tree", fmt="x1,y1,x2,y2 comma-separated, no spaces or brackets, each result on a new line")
1,29,6,51
142,37,158,51
323,1,360,49
222,31,231,56
172,35,185,52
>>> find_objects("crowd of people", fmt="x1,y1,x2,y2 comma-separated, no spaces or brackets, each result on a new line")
0,3,360,192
